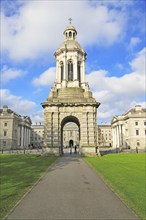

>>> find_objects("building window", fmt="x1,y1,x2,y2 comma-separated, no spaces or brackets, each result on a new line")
136,130,139,135
60,62,64,81
77,62,81,82
137,141,140,146
145,130,146,135
135,122,138,126
144,121,146,126
68,60,73,81
4,122,7,126
4,131,7,136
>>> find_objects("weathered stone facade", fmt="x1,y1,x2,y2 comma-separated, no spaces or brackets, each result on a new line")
111,105,146,150
98,124,112,147
0,105,32,150
41,23,100,155
31,124,44,149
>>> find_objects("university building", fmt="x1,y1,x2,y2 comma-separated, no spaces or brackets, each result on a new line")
63,122,79,148
0,105,32,150
98,124,112,147
111,105,146,150
31,123,44,149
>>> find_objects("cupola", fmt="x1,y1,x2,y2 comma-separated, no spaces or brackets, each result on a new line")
63,18,77,40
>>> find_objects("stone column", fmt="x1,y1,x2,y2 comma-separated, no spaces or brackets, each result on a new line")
112,127,115,147
46,112,52,148
63,53,67,81
121,124,123,146
81,59,85,83
74,54,78,80
53,112,59,148
58,112,61,151
28,129,30,146
21,126,24,147
114,127,116,148
94,111,97,146
26,127,29,147
57,60,61,83
80,112,88,147
17,126,20,147
25,126,27,148
117,125,120,147
88,112,95,146
115,125,118,148
51,112,54,147
24,126,26,147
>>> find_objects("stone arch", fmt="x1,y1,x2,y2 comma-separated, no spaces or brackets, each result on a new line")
61,115,80,154
69,139,73,147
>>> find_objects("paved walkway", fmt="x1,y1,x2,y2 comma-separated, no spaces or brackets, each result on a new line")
6,155,139,220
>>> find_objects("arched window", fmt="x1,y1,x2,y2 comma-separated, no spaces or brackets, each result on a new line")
73,32,75,39
69,31,72,37
77,62,81,82
60,62,64,81
68,60,73,81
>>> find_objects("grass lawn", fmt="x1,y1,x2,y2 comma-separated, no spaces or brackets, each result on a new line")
85,153,146,220
0,154,57,220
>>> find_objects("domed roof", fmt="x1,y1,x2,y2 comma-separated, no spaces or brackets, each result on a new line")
3,105,8,108
59,39,82,50
63,24,77,35
54,21,86,56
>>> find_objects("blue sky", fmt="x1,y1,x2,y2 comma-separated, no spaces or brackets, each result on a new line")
1,0,146,124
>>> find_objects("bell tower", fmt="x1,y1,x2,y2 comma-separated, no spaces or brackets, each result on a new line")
54,21,88,90
41,21,100,155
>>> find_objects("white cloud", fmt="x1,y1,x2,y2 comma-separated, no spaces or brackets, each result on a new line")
0,89,44,123
129,37,141,50
1,65,26,83
30,110,44,124
86,47,146,122
0,89,36,116
1,1,126,61
32,67,56,87
130,47,145,74
114,63,124,70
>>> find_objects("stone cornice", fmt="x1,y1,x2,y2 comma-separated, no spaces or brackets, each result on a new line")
41,102,100,108
54,48,86,58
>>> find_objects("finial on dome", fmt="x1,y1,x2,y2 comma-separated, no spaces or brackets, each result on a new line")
68,18,72,24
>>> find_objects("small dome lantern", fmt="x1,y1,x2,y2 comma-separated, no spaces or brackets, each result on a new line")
63,18,77,40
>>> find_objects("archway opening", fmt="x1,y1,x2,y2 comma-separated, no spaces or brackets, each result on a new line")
61,116,80,155
69,139,74,147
